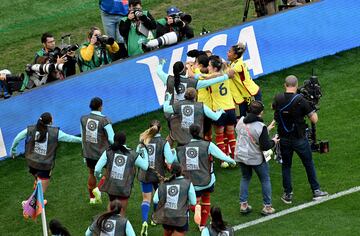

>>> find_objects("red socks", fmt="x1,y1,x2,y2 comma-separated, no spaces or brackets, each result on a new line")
226,128,236,158
200,193,211,226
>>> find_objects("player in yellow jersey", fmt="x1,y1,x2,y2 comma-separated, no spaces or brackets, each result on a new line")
208,56,237,167
227,43,262,118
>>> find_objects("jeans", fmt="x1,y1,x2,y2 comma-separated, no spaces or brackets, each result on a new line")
101,10,124,43
280,137,320,194
239,161,272,205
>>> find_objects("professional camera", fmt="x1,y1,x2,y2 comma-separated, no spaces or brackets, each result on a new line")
298,72,329,153
298,74,322,111
48,44,79,63
96,35,115,46
1,73,24,96
133,7,143,18
170,12,192,26
26,63,64,75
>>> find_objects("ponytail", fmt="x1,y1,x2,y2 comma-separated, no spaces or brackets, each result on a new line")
189,124,202,140
35,112,52,143
49,219,71,236
110,132,129,154
96,200,122,233
173,61,185,94
210,206,227,233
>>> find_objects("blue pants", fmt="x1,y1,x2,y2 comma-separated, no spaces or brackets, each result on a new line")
280,137,320,194
239,161,272,205
100,10,124,43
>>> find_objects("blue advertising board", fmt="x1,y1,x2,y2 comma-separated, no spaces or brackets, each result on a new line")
1,0,360,158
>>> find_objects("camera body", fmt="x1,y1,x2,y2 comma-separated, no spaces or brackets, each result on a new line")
48,44,79,63
169,12,192,26
298,75,322,110
133,7,143,19
96,35,114,47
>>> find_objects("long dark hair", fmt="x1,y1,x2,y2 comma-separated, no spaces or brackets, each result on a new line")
35,112,52,143
110,132,129,154
49,219,71,236
96,200,122,233
210,206,227,233
173,61,185,94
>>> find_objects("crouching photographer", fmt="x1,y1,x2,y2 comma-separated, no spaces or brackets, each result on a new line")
78,26,119,72
24,33,77,89
272,75,328,204
0,69,24,99
144,6,194,49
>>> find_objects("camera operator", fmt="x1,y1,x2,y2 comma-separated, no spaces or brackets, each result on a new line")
272,75,328,204
144,6,194,50
78,26,119,72
34,32,76,82
119,0,157,57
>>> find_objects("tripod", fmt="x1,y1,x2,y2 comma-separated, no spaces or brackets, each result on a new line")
242,0,267,22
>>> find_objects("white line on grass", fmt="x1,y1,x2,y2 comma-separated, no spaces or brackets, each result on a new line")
233,186,360,231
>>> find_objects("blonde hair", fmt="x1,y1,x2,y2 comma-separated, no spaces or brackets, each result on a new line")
139,120,161,145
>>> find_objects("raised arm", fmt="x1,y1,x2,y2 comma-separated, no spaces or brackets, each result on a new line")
156,61,169,85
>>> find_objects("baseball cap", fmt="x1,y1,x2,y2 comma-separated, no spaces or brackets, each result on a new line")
167,6,180,16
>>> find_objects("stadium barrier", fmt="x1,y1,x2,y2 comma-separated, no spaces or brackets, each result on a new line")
1,0,359,159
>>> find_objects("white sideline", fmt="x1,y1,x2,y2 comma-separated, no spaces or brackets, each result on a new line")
233,186,360,231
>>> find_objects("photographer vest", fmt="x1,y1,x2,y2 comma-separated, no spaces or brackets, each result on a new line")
234,117,265,166
25,125,59,171
207,225,235,236
153,177,191,227
274,93,307,138
164,75,198,120
171,100,204,145
100,149,137,197
99,0,128,15
90,214,127,236
81,113,111,160
176,140,211,186
120,11,154,56
138,136,166,183
78,42,112,72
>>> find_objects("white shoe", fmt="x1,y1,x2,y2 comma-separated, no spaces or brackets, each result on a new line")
89,198,97,205
92,187,102,204
220,162,229,168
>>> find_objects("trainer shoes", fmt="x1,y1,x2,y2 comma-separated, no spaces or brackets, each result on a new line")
194,204,201,225
240,202,252,214
89,198,97,205
281,192,293,204
261,205,275,216
313,189,328,201
220,162,229,169
140,221,148,236
92,187,102,204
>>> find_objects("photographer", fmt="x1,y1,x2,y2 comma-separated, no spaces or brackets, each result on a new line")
78,26,119,72
119,0,157,56
0,69,24,99
33,32,76,83
272,75,328,204
144,6,193,50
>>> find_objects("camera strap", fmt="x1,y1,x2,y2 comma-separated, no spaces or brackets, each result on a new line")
278,94,301,133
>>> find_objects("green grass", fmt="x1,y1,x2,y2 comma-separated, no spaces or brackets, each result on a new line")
1,0,360,235
0,0,261,73
1,47,360,235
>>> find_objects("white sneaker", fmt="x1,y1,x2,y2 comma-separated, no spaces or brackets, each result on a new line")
220,162,229,168
89,198,97,205
92,187,102,204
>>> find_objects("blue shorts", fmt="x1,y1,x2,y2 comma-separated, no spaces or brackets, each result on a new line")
140,182,159,193
214,109,237,126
